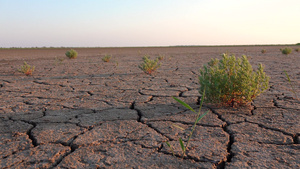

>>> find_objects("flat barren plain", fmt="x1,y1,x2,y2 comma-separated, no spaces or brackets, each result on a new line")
0,46,299,168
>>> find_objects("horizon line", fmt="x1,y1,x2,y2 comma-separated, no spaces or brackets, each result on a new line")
1,43,300,49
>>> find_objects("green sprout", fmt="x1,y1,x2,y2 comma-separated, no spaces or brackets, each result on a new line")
166,90,209,158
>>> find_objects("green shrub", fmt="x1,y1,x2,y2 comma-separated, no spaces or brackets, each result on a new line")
65,49,78,59
102,54,112,62
295,48,300,52
138,55,161,75
199,53,269,106
281,47,292,55
18,61,35,76
261,49,266,54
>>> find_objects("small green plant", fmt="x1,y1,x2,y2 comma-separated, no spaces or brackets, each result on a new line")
281,47,292,55
114,61,119,68
54,56,65,65
138,55,161,75
65,49,78,59
295,48,300,52
157,54,165,61
168,55,174,60
261,49,266,54
199,53,269,106
18,61,35,76
102,55,112,62
284,71,299,100
166,91,209,158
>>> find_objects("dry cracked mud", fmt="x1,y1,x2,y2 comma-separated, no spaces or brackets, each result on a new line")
0,46,299,168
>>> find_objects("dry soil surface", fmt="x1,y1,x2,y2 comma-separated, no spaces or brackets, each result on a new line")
0,46,299,168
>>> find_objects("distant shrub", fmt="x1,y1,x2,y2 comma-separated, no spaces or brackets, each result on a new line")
199,53,269,106
157,54,165,61
102,55,112,62
18,61,35,76
295,48,300,52
261,49,266,54
284,71,299,100
138,55,161,75
54,56,65,65
65,49,78,59
281,47,292,55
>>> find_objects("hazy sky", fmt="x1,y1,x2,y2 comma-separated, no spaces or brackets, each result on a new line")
1,0,300,47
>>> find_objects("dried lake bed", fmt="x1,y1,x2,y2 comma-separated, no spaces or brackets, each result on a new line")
0,46,299,168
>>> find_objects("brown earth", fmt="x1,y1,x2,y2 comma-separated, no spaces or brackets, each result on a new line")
0,46,299,168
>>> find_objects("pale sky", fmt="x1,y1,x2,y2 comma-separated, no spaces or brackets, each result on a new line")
1,0,300,47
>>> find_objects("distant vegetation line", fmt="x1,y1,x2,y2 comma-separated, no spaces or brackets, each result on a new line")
1,43,300,49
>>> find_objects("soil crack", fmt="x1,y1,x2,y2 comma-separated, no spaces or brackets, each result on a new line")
246,120,297,144
25,122,38,147
208,107,234,169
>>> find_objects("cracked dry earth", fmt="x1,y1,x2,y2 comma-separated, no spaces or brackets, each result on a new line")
0,46,299,169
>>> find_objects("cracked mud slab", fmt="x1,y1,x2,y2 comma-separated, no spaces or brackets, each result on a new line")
247,108,300,134
73,120,167,148
0,144,71,169
0,46,299,168
76,109,139,127
32,123,85,145
227,122,293,144
226,142,300,168
57,142,213,169
0,133,33,158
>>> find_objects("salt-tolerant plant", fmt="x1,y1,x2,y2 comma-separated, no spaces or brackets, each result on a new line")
102,54,112,62
199,53,269,106
65,49,78,59
166,91,209,158
261,49,266,54
18,61,35,76
138,55,161,75
295,48,300,52
281,47,292,55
